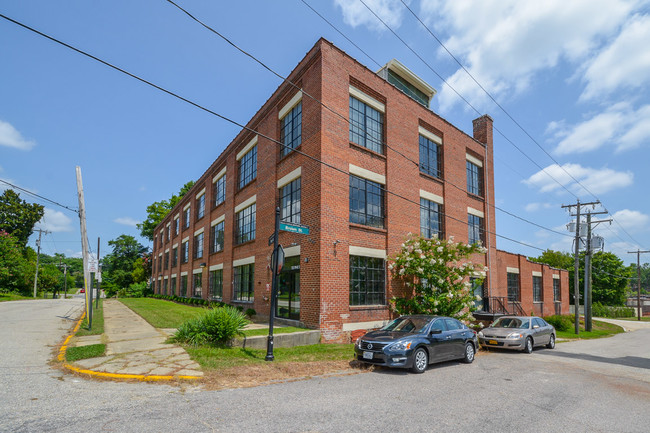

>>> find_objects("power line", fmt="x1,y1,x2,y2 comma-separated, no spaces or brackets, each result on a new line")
395,0,647,250
167,0,571,240
0,178,79,213
0,12,547,253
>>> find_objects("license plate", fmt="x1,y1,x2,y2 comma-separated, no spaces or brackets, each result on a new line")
363,351,373,360
488,340,498,345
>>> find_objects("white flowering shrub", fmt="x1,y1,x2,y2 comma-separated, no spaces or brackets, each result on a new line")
389,234,487,322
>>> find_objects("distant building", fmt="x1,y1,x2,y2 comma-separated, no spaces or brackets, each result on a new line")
150,38,569,342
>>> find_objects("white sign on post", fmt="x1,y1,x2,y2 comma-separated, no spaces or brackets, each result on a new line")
88,259,98,273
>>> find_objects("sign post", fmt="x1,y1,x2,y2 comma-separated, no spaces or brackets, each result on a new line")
266,207,281,361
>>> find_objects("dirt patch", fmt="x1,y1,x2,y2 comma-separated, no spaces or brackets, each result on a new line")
201,360,372,390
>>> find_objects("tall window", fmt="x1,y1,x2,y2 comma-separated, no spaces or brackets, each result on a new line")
233,264,254,302
172,247,178,267
533,276,543,302
170,276,177,296
210,221,224,254
420,198,442,239
467,160,483,196
235,203,256,244
468,214,484,245
193,272,202,298
239,145,257,189
163,279,168,296
209,269,223,299
174,217,179,235
349,256,385,306
194,232,204,259
166,226,170,242
507,272,520,302
349,175,384,228
553,278,561,302
181,241,189,263
281,101,302,156
470,277,484,310
196,194,205,220
180,275,188,297
419,135,441,178
157,256,161,272
280,178,301,224
349,96,383,154
213,174,226,207
183,207,191,229
164,252,169,270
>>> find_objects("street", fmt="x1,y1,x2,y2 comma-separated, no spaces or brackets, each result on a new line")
1,299,649,432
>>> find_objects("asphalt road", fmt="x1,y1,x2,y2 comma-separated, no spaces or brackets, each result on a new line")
1,299,649,433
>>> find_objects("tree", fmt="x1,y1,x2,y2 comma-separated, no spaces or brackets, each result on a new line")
531,249,573,270
0,231,31,293
131,253,151,284
0,189,44,247
102,235,148,293
389,234,487,322
627,262,650,295
137,181,195,241
588,251,632,305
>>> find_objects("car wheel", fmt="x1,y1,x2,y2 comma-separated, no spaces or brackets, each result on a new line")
462,342,475,364
523,337,533,354
411,348,428,374
546,334,556,349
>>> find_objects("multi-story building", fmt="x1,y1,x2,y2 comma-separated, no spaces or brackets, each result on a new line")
151,38,569,342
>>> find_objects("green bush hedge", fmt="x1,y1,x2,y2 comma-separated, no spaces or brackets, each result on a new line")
544,315,574,332
149,294,225,309
171,305,250,346
592,302,634,318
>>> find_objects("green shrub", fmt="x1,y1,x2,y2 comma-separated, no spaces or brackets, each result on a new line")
544,315,574,332
245,308,256,318
171,305,250,346
592,302,635,318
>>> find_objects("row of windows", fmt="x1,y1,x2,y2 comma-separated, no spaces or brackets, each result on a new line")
507,273,562,303
154,266,242,301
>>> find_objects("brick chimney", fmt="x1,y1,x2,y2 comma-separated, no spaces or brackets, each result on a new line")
472,114,493,147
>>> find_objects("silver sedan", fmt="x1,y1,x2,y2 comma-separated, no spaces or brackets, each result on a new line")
478,316,556,353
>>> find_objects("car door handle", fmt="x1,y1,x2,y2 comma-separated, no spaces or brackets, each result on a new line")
445,336,451,340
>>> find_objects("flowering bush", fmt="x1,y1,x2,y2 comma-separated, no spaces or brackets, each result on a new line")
389,234,487,322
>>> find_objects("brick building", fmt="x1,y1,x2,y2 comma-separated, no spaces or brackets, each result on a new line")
150,38,569,342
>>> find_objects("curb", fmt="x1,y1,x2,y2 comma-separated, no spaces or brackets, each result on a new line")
58,309,201,382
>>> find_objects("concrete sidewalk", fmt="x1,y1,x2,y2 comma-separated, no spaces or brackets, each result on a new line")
67,299,202,379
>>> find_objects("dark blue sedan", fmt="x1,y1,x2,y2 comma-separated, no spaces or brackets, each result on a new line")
354,315,478,373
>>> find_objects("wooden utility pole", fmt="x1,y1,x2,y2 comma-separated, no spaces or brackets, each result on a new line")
628,250,650,321
32,228,50,298
76,166,92,328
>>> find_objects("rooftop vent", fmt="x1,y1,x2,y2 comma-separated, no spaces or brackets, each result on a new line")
377,59,436,108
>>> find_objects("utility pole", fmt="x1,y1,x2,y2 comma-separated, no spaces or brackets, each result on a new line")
628,250,650,321
96,237,100,309
583,213,592,332
76,166,92,329
32,228,51,298
60,262,68,299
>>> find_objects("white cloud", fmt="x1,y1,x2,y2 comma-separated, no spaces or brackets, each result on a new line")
608,209,650,233
581,14,650,101
0,119,35,150
524,202,553,212
418,0,640,112
35,208,74,233
551,103,650,154
524,163,633,195
113,217,139,227
334,0,407,32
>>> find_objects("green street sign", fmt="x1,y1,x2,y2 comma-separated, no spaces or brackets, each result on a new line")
279,222,310,235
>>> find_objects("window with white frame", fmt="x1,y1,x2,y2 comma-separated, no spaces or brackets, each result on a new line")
213,174,226,207
181,241,189,263
349,255,385,306
209,269,223,299
467,159,483,196
280,178,301,224
349,96,383,154
507,272,520,302
533,276,543,302
349,175,384,228
210,221,224,253
419,134,441,178
553,278,561,302
420,198,442,239
233,264,254,302
239,145,257,189
196,194,205,220
194,232,204,259
183,206,191,229
193,272,202,298
235,203,256,244
468,213,484,245
281,101,302,156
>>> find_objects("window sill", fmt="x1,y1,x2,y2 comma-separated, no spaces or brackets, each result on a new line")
349,223,387,234
231,300,254,304
349,142,386,160
419,172,444,185
237,178,257,194
279,145,301,162
350,305,388,311
209,249,224,256
234,239,256,248
195,216,205,223
467,192,484,201
213,201,225,210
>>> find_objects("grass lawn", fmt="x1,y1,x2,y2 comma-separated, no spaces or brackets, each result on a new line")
76,298,104,336
0,293,34,302
556,319,624,340
186,343,354,370
616,316,650,321
66,343,106,362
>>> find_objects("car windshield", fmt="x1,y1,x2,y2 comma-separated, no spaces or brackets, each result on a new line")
492,318,530,329
381,317,431,333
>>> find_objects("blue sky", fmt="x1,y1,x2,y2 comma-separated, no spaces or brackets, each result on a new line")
1,0,649,265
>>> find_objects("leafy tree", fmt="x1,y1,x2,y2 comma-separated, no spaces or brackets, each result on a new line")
587,251,632,305
102,235,148,293
137,181,195,241
0,189,45,247
0,231,31,293
131,253,151,284
627,262,650,295
389,234,487,322
531,249,573,270
36,264,62,293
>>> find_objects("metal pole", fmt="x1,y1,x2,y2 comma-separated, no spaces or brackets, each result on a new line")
584,213,592,332
266,207,280,362
96,237,100,309
638,251,642,322
33,230,43,298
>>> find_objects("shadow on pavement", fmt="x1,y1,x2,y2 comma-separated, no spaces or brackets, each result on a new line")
539,350,650,369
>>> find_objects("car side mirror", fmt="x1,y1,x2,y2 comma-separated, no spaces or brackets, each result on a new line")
430,328,442,335
533,325,539,329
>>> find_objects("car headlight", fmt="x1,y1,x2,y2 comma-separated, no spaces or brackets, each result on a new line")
355,337,363,347
388,340,413,351
478,331,484,338
507,333,523,339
